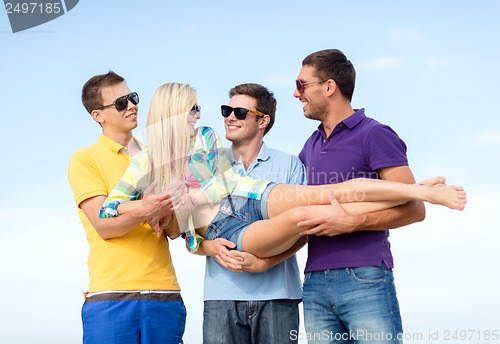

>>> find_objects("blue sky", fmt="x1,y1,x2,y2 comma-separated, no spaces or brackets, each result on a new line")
1,1,499,343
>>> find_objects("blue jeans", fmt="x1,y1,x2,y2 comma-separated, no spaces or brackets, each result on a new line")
82,292,186,344
204,184,275,250
303,265,403,344
203,299,300,344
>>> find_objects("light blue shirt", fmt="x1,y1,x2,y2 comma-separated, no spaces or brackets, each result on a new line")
203,142,306,301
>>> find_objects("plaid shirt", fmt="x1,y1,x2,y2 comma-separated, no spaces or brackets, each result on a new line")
100,126,270,252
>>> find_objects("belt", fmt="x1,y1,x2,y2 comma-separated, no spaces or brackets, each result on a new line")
85,290,182,303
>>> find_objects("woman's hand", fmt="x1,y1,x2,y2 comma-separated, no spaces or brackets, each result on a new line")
173,193,198,232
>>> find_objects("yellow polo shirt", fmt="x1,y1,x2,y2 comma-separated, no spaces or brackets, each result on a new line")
68,135,180,293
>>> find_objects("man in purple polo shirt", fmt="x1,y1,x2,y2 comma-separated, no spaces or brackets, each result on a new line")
295,49,425,343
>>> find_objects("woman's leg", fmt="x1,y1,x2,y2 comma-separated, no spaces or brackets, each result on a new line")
242,195,407,258
241,205,330,258
266,176,466,218
333,177,451,215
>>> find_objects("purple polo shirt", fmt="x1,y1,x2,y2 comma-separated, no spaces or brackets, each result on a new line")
299,108,408,271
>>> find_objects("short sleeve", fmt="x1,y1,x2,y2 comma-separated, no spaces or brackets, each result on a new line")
68,151,107,208
100,151,151,218
288,156,307,186
365,125,408,171
298,147,307,167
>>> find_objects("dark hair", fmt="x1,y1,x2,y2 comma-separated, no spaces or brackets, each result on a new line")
229,83,277,136
302,49,356,101
81,71,125,114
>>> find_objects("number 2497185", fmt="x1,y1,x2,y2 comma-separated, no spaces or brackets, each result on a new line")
5,2,62,14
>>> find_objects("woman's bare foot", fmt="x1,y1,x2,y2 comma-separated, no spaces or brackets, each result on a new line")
425,183,467,210
419,176,446,186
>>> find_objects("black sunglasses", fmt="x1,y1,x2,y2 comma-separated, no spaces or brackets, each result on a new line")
295,79,328,93
96,92,139,111
221,105,267,120
190,104,201,116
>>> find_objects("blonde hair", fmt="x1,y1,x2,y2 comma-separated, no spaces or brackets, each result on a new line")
146,83,197,193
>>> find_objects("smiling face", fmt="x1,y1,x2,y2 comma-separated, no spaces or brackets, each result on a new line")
96,82,138,133
187,103,200,137
293,65,329,122
224,94,265,146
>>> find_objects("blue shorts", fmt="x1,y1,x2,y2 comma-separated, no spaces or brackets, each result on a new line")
204,183,276,251
82,291,186,344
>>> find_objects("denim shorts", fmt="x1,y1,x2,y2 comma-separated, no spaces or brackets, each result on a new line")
204,182,276,251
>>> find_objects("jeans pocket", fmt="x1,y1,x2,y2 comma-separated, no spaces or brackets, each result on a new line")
303,271,312,283
226,196,252,223
204,224,218,240
350,266,387,283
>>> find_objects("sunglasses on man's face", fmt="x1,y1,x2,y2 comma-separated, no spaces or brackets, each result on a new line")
295,79,328,93
221,105,267,120
97,92,139,112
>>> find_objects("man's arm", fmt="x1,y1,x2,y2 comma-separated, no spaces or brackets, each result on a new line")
80,192,175,240
299,166,425,236
194,238,236,257
220,154,307,272
222,236,307,273
356,165,426,230
194,236,307,273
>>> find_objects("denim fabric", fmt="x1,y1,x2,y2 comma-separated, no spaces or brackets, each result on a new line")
303,265,403,344
203,146,304,302
82,297,186,344
203,299,300,344
204,183,276,251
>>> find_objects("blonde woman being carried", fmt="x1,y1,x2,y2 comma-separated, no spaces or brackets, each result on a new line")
100,83,466,258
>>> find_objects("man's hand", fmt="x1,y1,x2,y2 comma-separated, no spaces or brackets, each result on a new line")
217,250,272,273
195,238,236,258
297,191,360,236
148,213,183,239
217,236,307,272
198,236,306,273
138,181,184,219
196,238,247,272
149,214,169,236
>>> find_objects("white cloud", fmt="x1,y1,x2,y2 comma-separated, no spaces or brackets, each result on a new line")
356,54,455,72
415,163,467,183
423,57,455,68
475,128,500,145
357,57,406,71
390,186,500,340
262,73,298,87
390,28,427,44
0,205,87,342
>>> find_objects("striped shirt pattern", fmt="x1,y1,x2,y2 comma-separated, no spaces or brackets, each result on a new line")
100,126,270,252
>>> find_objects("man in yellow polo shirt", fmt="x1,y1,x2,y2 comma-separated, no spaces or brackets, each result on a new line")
68,71,186,343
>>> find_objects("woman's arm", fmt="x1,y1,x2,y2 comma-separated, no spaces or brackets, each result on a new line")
100,151,150,218
191,127,239,205
117,199,143,214
81,193,176,240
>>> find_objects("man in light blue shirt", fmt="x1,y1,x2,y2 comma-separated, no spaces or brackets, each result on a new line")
197,83,306,344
